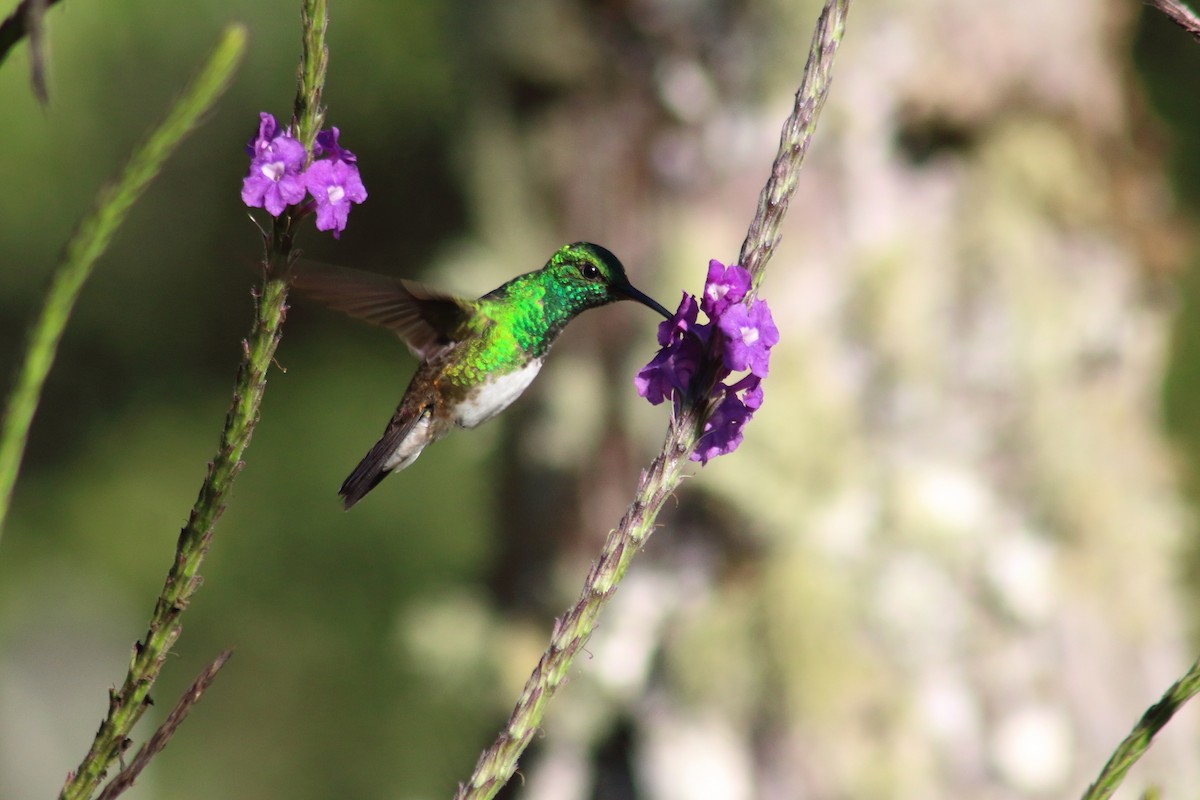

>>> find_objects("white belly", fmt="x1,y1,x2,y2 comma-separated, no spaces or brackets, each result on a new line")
454,360,543,428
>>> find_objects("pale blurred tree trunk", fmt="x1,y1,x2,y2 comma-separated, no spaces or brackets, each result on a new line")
449,1,1197,798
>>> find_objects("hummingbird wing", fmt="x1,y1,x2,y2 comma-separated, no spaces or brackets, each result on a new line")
290,262,478,360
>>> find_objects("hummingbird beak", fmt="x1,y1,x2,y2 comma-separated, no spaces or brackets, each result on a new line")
618,282,673,320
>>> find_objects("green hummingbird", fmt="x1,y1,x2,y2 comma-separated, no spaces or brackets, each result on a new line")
292,242,672,508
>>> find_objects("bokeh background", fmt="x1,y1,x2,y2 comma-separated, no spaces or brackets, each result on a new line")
3,1,1200,798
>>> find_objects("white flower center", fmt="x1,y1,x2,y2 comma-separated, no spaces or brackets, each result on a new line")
739,325,759,346
325,184,346,204
261,161,285,182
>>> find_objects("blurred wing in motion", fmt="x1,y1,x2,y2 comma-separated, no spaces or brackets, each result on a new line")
290,262,478,360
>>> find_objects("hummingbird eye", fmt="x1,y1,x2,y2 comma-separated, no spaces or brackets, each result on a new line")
581,263,601,281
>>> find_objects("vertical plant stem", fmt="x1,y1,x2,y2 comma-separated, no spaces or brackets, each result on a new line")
453,3,851,798
60,5,328,798
737,0,848,296
0,24,247,541
454,419,698,800
293,0,328,150
94,651,234,800
1080,657,1200,800
59,240,288,800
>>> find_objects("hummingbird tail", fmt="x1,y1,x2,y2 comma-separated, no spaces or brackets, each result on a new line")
339,464,390,510
338,404,435,509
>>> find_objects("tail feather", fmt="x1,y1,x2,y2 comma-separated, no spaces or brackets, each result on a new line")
338,406,431,509
339,455,393,510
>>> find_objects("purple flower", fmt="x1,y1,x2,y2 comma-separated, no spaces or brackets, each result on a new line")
635,337,706,405
692,391,754,464
742,380,764,411
727,372,763,407
242,113,307,216
635,259,777,464
305,157,368,238
717,298,779,377
701,259,750,317
636,293,711,405
691,374,764,463
315,126,357,164
243,111,278,158
634,349,676,406
656,293,705,346
240,114,369,238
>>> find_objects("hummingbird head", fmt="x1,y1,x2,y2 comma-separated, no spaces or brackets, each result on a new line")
550,242,672,320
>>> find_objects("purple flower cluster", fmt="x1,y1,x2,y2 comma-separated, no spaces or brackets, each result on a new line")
241,112,367,238
636,261,779,463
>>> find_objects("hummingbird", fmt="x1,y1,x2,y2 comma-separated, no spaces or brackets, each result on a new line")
291,242,672,509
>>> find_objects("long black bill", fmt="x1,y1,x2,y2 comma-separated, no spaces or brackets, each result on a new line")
618,282,673,320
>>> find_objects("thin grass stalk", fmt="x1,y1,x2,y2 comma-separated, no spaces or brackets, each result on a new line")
0,25,246,540
60,3,329,795
1080,658,1200,800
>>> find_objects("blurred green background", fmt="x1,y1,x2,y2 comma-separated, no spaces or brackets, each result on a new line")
4,2,1200,799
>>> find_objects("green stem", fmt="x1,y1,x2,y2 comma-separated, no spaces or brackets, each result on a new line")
0,24,247,542
61,4,330,796
59,237,286,800
453,2,851,798
1080,657,1200,800
293,0,327,152
454,416,698,800
93,651,234,800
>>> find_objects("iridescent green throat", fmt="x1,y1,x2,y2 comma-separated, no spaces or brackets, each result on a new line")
439,243,628,385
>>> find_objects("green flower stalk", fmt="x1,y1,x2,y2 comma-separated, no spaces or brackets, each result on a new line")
92,651,234,800
59,2,332,797
1080,657,1200,800
453,2,851,798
